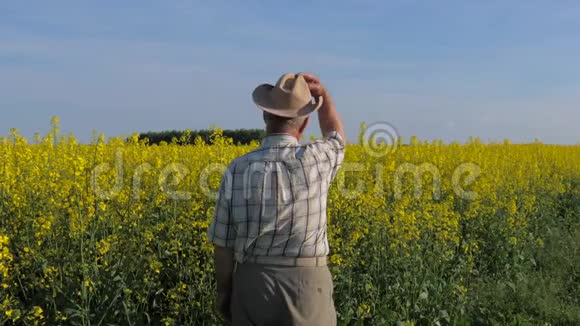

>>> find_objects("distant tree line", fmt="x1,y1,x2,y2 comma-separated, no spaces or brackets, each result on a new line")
138,128,265,145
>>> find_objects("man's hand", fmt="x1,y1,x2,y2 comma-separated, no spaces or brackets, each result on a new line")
217,290,232,323
214,246,235,323
300,72,328,98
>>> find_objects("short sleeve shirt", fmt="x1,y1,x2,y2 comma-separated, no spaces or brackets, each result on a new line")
207,131,345,262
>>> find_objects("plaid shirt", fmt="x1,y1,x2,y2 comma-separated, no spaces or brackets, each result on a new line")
207,131,345,263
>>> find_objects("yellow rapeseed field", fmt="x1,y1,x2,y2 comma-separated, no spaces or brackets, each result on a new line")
0,120,579,325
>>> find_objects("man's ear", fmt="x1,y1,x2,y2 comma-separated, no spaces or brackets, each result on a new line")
298,116,309,134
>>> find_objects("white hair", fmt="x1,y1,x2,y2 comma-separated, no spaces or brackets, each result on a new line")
263,112,306,131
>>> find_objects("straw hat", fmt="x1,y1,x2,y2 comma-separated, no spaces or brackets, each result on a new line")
252,73,323,118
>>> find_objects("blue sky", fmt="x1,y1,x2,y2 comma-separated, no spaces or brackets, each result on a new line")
1,0,579,144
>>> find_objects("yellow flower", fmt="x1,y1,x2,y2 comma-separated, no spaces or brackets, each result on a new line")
1,117,579,323
31,306,44,318
97,239,111,256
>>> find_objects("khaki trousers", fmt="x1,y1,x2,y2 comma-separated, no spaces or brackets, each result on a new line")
231,262,337,326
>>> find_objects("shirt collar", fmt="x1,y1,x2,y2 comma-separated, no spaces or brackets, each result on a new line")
260,133,299,147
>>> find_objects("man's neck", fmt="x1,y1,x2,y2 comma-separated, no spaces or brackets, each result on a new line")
266,130,301,140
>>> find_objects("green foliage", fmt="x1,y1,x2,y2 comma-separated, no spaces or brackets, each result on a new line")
138,128,265,146
329,180,580,325
1,125,578,325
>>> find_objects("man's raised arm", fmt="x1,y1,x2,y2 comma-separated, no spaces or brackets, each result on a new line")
300,73,345,142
